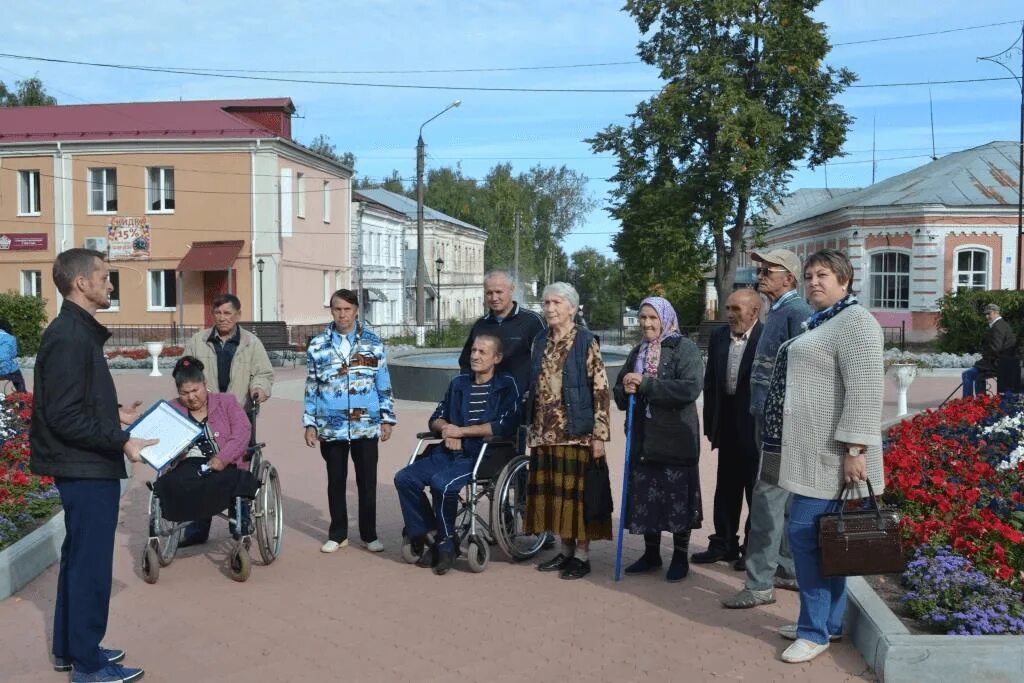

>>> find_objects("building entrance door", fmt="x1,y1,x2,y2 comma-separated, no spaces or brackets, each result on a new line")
202,270,237,327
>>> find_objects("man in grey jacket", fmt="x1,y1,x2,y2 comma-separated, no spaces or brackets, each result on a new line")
722,248,812,609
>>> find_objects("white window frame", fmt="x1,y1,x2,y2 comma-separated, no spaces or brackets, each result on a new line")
322,270,330,306
146,167,175,214
952,247,991,292
18,170,41,216
103,270,121,312
296,172,306,218
869,250,911,310
147,270,177,311
88,168,118,214
20,270,42,297
323,180,331,223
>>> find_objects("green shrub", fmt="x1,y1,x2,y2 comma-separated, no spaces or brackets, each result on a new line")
425,319,472,348
0,291,48,356
936,289,1024,354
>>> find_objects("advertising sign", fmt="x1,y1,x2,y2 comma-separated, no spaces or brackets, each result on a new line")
107,217,151,260
0,233,48,251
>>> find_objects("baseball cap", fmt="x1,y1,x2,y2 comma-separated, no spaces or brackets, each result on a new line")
750,249,801,277
984,303,1001,313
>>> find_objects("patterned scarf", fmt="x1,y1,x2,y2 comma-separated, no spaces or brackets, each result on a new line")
759,293,859,485
632,297,681,418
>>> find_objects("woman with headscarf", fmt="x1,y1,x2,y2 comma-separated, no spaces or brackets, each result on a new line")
613,297,704,581
526,282,611,580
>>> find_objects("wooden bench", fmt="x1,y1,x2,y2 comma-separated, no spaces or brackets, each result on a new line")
239,321,296,352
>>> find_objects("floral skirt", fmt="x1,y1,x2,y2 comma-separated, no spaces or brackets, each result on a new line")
525,444,613,542
626,461,698,534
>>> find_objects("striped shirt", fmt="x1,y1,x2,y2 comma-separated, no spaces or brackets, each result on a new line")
466,381,492,425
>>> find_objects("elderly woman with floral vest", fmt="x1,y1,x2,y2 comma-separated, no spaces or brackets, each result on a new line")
304,289,396,555
526,281,611,581
763,250,884,664
613,297,703,583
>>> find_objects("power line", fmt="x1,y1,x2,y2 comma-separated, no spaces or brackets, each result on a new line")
833,19,1023,46
148,61,645,75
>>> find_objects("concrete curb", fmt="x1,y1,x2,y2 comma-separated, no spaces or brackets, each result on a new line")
846,577,1024,682
0,474,131,601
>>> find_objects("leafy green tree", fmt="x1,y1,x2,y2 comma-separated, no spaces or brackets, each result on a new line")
422,165,479,224
589,0,855,318
569,248,621,329
0,76,57,107
353,170,406,193
0,292,48,355
305,134,355,166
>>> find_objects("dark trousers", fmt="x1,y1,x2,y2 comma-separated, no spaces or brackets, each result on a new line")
52,478,120,673
1,369,26,392
394,446,474,549
321,438,379,543
709,396,759,553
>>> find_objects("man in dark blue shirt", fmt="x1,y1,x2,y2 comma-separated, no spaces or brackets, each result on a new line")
395,334,519,575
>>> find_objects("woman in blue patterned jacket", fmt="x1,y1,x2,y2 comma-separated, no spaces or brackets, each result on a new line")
303,289,397,554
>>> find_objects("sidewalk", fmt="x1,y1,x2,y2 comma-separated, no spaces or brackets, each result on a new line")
0,366,959,681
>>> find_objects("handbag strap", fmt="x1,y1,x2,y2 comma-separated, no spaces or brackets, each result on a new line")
837,478,882,523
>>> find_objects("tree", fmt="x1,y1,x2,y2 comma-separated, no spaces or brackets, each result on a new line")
589,1,855,318
304,134,355,166
0,76,57,107
353,170,405,194
569,248,621,329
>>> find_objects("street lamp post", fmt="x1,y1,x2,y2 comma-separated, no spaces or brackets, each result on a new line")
979,25,1024,289
256,258,265,321
435,256,444,338
416,101,461,335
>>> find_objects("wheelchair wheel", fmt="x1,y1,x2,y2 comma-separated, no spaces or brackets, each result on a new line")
141,544,160,584
148,491,181,567
491,454,546,561
466,535,489,573
400,533,421,564
255,461,283,564
229,546,251,582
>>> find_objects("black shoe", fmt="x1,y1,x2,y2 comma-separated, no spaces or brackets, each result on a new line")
537,552,570,572
177,534,208,549
433,546,455,575
624,553,663,575
733,556,746,571
416,543,437,569
690,546,740,564
559,557,591,580
666,552,690,583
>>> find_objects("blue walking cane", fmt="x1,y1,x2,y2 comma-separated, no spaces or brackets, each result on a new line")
614,394,636,582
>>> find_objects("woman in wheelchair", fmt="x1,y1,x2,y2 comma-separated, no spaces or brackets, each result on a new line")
153,356,259,545
394,334,519,575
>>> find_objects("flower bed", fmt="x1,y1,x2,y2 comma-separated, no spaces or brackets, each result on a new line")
105,345,184,361
885,393,1024,634
0,392,60,550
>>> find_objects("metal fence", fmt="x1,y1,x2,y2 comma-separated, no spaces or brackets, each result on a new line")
104,323,200,347
882,322,906,351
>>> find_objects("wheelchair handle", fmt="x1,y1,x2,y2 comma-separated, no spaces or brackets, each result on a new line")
416,431,442,439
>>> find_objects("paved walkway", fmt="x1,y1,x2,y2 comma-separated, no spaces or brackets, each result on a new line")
0,366,960,682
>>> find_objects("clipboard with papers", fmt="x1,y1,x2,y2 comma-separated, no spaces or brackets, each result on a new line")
128,400,203,471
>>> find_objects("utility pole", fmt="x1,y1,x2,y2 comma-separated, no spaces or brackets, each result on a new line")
513,210,520,285
979,25,1024,290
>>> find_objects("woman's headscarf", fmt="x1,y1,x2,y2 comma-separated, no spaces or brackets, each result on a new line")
633,296,682,376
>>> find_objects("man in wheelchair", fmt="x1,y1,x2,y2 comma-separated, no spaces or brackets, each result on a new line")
395,334,519,575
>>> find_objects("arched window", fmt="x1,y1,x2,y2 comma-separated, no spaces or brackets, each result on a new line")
869,251,910,309
954,248,989,291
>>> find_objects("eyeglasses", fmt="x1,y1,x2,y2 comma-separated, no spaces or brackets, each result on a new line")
755,267,788,276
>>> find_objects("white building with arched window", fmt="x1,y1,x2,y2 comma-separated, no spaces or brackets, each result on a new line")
746,141,1022,342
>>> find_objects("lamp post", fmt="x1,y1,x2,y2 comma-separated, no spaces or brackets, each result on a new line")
416,101,461,332
435,256,444,337
979,25,1024,289
256,258,265,321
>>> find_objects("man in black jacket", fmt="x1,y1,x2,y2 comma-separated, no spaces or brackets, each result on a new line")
30,248,154,683
962,303,1017,397
458,270,545,397
692,289,763,569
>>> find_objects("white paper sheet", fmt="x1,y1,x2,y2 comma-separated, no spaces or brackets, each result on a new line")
128,400,203,470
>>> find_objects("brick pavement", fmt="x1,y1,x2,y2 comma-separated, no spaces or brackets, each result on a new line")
0,366,961,682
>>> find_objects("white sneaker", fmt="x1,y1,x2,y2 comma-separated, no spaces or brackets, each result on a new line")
366,539,385,552
320,539,348,553
781,639,830,663
778,624,842,642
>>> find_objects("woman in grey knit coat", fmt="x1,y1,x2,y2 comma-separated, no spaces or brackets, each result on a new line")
760,249,884,664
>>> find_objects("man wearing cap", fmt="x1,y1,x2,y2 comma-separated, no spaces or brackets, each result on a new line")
722,248,813,609
962,303,1016,397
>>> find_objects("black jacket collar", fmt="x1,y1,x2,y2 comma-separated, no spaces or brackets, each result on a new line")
60,299,111,342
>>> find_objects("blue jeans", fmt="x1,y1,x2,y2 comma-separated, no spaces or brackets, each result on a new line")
961,367,987,397
394,446,474,551
787,494,845,645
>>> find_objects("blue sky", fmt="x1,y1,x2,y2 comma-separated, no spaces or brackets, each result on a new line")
3,1,1022,258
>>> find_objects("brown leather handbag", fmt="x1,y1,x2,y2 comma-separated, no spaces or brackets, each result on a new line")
818,479,905,577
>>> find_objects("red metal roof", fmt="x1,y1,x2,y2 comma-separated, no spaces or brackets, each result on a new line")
177,240,245,272
0,98,295,143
